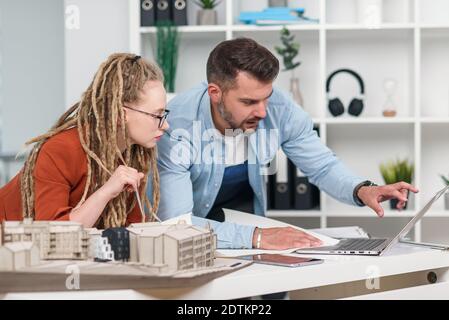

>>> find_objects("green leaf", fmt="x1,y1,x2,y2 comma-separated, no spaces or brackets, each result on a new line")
194,0,221,9
379,158,414,184
156,21,179,93
441,174,449,186
274,26,301,72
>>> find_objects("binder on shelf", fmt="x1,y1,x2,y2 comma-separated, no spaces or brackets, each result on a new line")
140,0,156,27
289,125,321,210
266,174,273,210
155,0,171,23
266,181,272,210
171,0,187,26
289,163,320,210
265,126,321,211
272,150,291,210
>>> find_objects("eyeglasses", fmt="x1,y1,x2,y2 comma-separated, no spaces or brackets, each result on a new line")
124,106,170,128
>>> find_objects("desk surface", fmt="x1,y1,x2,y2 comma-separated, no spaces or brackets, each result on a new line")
3,212,449,299
347,280,449,300
2,243,449,300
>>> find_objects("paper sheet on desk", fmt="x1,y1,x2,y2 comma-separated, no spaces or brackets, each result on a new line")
215,209,339,258
161,213,193,225
309,226,370,239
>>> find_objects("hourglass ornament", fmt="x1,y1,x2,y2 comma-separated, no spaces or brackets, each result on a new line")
382,79,398,117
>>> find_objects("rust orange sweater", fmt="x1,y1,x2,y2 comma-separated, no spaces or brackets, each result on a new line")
0,127,142,225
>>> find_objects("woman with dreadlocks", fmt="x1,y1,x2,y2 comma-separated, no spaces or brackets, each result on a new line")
0,53,168,228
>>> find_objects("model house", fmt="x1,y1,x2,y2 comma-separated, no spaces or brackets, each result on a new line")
1,218,89,260
0,241,40,271
102,228,130,261
127,223,216,273
87,228,114,261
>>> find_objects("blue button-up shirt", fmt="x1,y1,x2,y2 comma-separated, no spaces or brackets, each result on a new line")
148,82,365,249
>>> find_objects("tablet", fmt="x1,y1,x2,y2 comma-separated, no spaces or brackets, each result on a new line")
237,254,324,267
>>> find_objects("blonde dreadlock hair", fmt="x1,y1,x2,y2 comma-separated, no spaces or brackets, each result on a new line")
20,53,163,228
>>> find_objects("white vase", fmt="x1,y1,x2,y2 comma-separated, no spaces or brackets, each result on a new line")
197,9,217,25
445,193,449,210
268,0,287,7
357,0,383,27
290,77,304,108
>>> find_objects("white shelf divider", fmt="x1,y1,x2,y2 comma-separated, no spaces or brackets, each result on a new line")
129,0,141,54
324,117,416,124
319,0,327,228
225,0,233,40
420,117,449,124
413,0,422,242
140,25,229,33
324,23,415,30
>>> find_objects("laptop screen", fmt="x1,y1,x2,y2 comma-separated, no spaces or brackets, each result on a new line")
382,185,449,254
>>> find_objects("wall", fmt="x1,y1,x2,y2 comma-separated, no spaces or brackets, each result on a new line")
64,0,130,107
0,0,65,155
0,0,130,183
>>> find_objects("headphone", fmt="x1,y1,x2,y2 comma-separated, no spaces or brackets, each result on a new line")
326,69,365,117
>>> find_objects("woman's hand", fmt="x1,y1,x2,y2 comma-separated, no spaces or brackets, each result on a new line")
98,165,145,200
252,227,323,250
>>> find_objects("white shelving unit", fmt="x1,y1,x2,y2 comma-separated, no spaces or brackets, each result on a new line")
129,0,449,242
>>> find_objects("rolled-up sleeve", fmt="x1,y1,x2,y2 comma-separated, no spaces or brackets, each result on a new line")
191,216,255,249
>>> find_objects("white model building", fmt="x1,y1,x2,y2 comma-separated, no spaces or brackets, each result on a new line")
0,218,89,260
86,228,114,261
0,218,218,275
0,241,40,271
127,223,216,273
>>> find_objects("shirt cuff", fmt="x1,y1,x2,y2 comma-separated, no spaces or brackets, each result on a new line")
236,224,256,249
353,180,377,207
191,215,256,249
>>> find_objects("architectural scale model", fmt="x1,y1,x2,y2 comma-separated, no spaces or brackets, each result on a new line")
0,218,89,261
0,218,217,275
127,223,216,273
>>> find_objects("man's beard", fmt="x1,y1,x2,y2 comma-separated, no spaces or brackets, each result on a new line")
217,99,240,129
217,99,261,132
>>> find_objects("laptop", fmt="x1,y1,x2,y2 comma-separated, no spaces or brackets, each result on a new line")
295,185,449,256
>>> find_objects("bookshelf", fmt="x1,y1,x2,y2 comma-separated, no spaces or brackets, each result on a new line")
129,0,449,243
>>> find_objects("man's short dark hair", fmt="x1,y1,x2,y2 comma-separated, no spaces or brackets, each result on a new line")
206,38,279,90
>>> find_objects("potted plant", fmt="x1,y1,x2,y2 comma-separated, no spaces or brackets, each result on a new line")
379,159,414,210
440,174,449,210
156,21,179,93
194,0,221,25
275,26,304,108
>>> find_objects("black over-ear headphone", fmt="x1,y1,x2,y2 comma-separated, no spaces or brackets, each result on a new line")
326,69,365,117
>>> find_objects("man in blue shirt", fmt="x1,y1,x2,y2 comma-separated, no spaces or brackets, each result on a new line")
149,38,418,250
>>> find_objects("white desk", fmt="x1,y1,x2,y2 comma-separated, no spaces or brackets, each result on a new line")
2,243,449,300
346,281,449,300
2,212,449,299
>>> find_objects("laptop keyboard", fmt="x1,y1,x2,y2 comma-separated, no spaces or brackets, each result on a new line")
336,238,387,251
